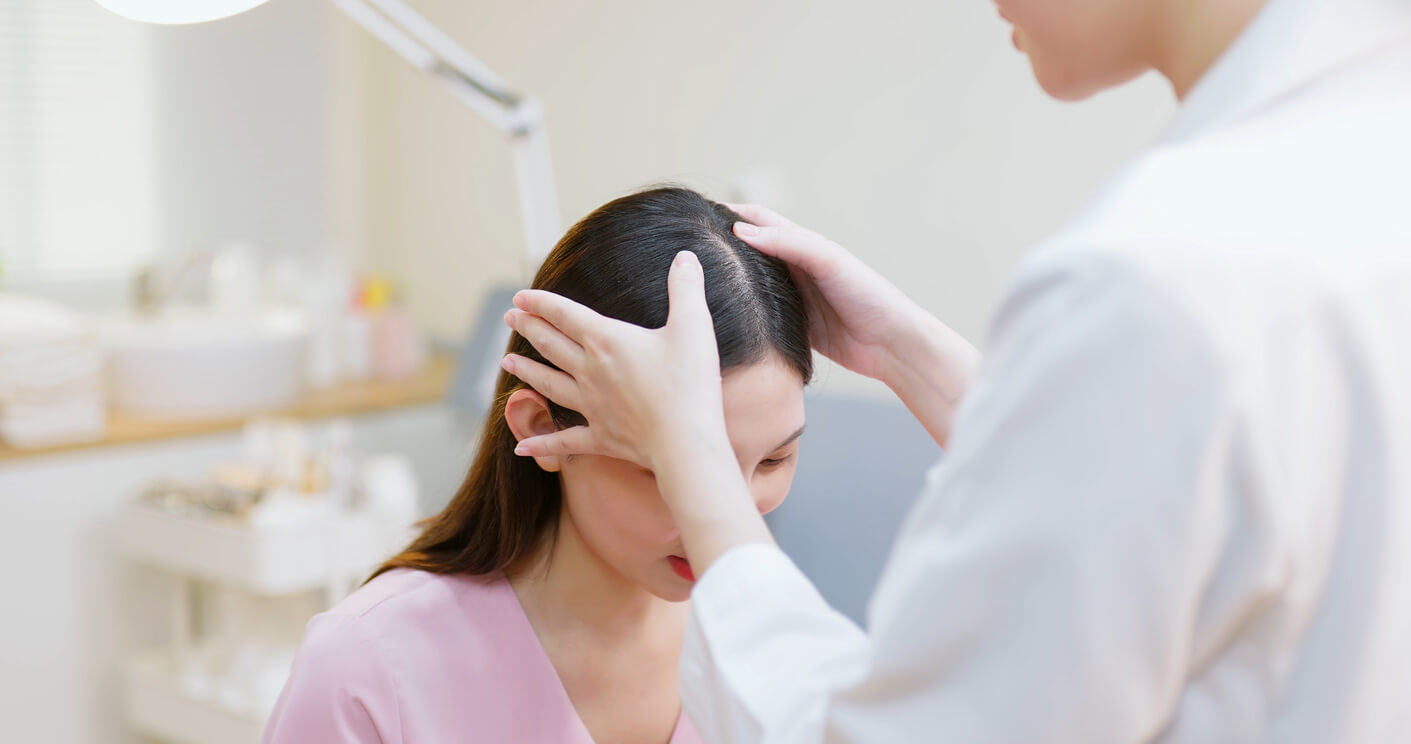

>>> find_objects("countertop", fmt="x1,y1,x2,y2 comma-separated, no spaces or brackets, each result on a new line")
0,354,455,463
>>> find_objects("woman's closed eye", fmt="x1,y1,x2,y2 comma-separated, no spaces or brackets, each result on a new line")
757,425,805,472
759,454,794,469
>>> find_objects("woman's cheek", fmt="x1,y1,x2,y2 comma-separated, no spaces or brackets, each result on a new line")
564,461,660,541
612,468,681,540
592,484,661,537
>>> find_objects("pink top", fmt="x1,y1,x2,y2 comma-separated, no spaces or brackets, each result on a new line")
263,569,703,744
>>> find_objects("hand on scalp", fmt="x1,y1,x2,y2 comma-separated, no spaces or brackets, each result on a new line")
502,250,729,470
724,202,910,382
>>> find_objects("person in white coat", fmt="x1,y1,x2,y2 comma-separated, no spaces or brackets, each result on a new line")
501,0,1411,740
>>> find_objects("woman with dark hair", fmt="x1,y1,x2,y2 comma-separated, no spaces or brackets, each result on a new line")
262,187,813,744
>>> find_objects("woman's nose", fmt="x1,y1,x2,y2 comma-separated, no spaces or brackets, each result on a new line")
754,490,785,517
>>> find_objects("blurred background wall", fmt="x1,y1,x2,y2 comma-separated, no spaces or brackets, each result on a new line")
357,0,1174,395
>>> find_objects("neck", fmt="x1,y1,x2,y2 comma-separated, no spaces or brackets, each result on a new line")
507,510,673,642
1153,0,1269,99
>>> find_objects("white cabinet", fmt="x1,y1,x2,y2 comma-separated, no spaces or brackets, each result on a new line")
0,403,468,744
119,500,406,744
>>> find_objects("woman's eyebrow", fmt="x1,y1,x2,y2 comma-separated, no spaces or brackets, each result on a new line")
770,425,807,452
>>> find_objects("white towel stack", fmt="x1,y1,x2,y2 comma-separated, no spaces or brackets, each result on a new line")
0,294,106,448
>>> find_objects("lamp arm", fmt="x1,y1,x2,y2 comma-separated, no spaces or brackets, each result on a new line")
330,0,561,265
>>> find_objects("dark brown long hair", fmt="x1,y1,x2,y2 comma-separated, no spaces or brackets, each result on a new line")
370,186,812,581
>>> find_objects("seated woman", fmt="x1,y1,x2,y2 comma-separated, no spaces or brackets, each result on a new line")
263,186,812,744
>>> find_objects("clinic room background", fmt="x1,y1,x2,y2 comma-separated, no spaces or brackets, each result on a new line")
0,0,1173,742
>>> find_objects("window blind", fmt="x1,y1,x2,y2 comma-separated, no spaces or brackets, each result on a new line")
0,0,158,282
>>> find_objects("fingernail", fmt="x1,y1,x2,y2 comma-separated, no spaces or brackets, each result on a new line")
514,442,532,456
675,251,701,275
501,355,516,373
733,221,758,237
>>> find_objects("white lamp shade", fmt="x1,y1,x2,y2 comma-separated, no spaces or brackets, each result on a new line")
93,0,273,24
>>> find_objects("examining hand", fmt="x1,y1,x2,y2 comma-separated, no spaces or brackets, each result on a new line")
728,204,927,381
729,204,980,446
506,250,773,568
502,250,729,470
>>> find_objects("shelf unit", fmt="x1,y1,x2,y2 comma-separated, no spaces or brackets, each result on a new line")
120,500,404,743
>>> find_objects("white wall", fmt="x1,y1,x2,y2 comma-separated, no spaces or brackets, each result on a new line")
148,0,333,262
356,0,1177,395
0,0,159,281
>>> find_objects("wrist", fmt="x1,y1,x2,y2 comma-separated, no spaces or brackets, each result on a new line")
650,430,772,570
877,307,980,448
880,307,970,391
647,410,731,475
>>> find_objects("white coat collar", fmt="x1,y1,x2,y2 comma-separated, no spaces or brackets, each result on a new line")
1163,0,1411,143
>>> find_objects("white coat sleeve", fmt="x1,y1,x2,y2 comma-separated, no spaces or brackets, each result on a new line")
681,251,1260,743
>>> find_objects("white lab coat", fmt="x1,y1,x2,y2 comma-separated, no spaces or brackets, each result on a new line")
679,0,1411,741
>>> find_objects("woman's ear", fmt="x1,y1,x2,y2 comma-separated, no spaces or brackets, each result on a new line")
504,388,563,473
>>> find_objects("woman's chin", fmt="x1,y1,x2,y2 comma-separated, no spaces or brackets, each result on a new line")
646,579,694,603
1030,54,1148,102
642,567,695,603
653,587,693,603
1031,61,1099,101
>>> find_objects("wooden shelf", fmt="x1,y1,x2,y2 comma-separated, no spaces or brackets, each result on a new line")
0,354,454,463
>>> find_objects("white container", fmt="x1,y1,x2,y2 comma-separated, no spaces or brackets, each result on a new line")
341,311,372,382
301,262,351,390
118,500,390,596
105,307,308,420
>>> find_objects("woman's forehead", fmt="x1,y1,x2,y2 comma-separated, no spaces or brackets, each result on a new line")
721,361,807,452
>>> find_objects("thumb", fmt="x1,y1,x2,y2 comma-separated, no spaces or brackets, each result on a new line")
666,251,712,330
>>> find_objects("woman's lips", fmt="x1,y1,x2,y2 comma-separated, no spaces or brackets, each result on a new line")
668,555,695,582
